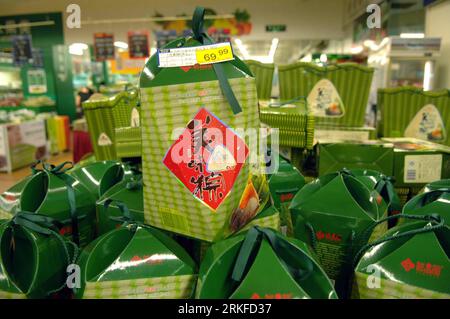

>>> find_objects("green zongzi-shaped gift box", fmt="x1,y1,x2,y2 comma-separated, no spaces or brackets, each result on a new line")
352,217,449,299
268,156,305,235
289,170,389,297
0,213,77,299
74,223,197,299
96,175,144,236
196,226,337,299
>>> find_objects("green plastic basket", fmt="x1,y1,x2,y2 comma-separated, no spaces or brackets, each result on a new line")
259,100,310,129
378,87,450,147
278,62,374,127
82,89,140,161
245,60,275,100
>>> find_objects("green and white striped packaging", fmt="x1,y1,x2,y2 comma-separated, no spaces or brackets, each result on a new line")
140,78,261,242
83,275,196,299
378,87,450,147
245,60,275,100
352,273,449,299
278,62,374,127
83,90,140,161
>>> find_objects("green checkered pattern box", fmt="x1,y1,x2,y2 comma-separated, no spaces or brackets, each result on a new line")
83,275,196,299
141,78,261,242
353,273,449,299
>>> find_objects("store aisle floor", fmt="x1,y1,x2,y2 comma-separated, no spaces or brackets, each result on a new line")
0,151,73,193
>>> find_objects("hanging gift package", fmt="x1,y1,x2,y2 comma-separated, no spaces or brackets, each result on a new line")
289,170,388,296
74,220,197,299
352,216,449,299
196,226,337,299
0,212,78,299
268,156,305,235
139,7,268,242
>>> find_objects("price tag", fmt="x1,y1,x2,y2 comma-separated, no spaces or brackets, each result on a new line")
158,42,234,68
195,42,234,65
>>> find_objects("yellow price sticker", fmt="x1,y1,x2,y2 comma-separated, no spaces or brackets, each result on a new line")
196,43,234,65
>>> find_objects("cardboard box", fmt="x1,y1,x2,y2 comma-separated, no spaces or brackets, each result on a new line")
317,140,394,177
381,138,450,188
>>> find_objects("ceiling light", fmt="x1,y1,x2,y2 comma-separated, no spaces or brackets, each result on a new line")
267,38,279,63
69,43,88,55
114,41,128,49
400,33,425,39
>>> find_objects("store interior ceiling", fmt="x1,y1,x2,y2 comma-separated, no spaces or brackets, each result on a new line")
0,0,439,65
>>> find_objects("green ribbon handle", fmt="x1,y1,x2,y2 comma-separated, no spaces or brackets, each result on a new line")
192,6,242,115
231,226,314,287
104,199,142,234
375,175,401,214
352,213,445,269
31,160,80,245
125,175,143,190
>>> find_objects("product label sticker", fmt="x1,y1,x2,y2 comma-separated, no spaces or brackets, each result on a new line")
307,79,344,117
404,104,446,142
98,132,112,146
130,107,140,127
404,154,442,183
158,42,234,68
163,108,248,211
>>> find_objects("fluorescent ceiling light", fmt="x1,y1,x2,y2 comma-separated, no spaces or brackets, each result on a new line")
423,61,432,91
114,41,128,49
400,33,425,39
69,43,88,55
267,38,279,62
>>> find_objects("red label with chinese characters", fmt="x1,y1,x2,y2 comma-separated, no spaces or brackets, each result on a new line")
163,108,249,211
401,258,442,277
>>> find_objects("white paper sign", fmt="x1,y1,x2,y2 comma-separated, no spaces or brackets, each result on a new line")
404,154,442,183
